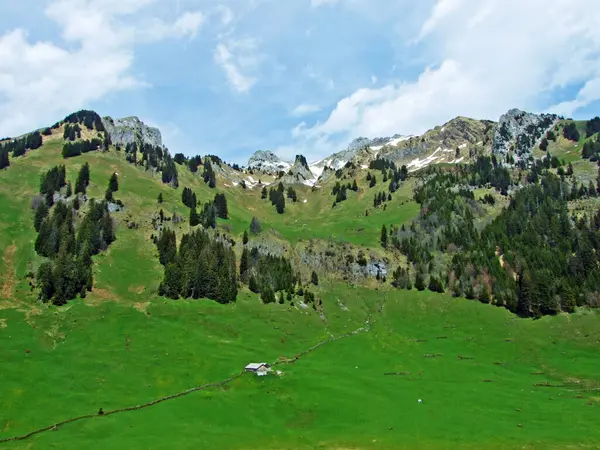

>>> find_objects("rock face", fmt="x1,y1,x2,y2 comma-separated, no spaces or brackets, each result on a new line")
102,116,163,148
378,116,495,171
281,155,317,185
492,109,558,158
247,150,291,174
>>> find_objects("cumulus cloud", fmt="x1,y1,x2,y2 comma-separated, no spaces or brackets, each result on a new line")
0,0,204,137
214,38,262,94
298,0,600,145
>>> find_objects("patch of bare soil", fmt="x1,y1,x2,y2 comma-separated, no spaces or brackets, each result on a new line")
133,302,150,314
1,243,16,299
128,285,145,294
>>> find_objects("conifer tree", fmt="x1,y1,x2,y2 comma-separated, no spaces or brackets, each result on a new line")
311,271,319,286
158,193,163,204
243,230,249,245
33,202,49,232
380,224,388,248
109,173,119,192
415,269,425,291
250,217,262,234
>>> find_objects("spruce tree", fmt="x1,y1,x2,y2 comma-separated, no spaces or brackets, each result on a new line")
158,193,163,203
261,186,267,199
415,269,425,291
190,206,200,226
311,271,319,286
33,202,49,232
250,217,261,234
380,225,388,248
240,247,249,281
243,230,249,245
109,172,119,192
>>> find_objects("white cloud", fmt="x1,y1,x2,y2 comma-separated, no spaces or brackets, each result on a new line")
172,11,204,39
311,0,338,7
214,38,261,94
371,75,377,85
418,0,464,41
0,0,204,137
291,103,321,117
298,0,600,145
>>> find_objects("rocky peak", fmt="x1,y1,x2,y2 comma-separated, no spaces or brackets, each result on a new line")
280,153,315,185
102,116,162,148
247,150,291,174
347,137,371,151
493,109,558,158
294,154,309,170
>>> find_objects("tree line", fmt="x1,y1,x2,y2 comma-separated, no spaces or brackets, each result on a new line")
62,139,102,158
0,131,43,158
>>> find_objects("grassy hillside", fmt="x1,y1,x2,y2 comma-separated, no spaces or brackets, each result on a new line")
1,287,599,449
1,133,600,448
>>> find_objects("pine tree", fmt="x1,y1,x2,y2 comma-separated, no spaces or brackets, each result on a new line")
249,274,259,293
213,193,228,219
380,224,388,248
37,262,54,303
250,216,262,234
566,162,574,176
158,193,163,204
0,147,10,169
243,230,249,245
261,285,275,304
311,271,319,286
104,189,113,202
109,173,119,192
370,175,377,188
352,179,358,191
261,186,267,199
66,182,72,198
33,202,49,232
415,270,426,291
190,206,200,226
75,163,90,194
240,247,249,281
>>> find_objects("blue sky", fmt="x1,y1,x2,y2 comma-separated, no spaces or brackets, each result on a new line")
1,0,599,164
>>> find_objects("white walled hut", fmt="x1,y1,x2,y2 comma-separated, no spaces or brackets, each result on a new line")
245,362,271,376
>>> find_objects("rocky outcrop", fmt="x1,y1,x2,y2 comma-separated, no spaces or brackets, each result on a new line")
281,155,316,185
492,109,558,158
247,150,291,174
102,116,163,148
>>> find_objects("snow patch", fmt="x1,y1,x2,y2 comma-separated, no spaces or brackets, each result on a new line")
303,199,307,203
388,135,412,146
458,143,467,149
361,164,368,169
442,148,453,153
441,127,445,132
309,164,325,179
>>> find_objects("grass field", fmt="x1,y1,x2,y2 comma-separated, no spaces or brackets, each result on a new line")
1,287,599,449
1,136,600,449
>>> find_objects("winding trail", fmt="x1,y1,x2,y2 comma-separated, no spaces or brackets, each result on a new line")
0,324,369,443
